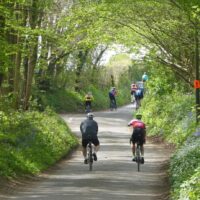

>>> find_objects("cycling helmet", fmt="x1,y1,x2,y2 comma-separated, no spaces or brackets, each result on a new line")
136,113,142,120
87,112,94,119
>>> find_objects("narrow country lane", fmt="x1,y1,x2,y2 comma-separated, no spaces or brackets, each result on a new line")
0,105,172,200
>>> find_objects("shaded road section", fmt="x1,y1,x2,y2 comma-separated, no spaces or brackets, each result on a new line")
0,104,172,200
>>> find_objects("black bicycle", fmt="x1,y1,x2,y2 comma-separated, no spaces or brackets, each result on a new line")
135,142,142,172
87,141,93,171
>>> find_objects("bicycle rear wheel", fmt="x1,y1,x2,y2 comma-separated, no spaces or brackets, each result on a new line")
88,143,93,171
137,157,140,172
136,144,141,172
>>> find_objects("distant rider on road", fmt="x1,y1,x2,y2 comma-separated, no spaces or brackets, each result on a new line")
84,92,94,111
108,87,117,110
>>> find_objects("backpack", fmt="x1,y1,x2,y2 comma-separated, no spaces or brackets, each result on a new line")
135,89,141,96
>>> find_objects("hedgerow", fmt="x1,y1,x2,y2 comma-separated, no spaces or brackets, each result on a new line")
0,109,78,178
170,137,200,199
139,66,199,200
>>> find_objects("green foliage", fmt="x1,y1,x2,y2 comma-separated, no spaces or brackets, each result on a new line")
34,89,83,113
0,109,78,178
37,84,130,113
178,166,200,200
170,137,200,200
141,90,194,145
139,63,199,200
1,1,200,194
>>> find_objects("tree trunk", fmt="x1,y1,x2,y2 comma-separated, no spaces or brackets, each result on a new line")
0,10,5,93
75,50,89,92
23,42,38,110
13,34,22,109
22,0,42,110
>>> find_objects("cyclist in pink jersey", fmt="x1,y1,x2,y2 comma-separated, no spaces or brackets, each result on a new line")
128,113,146,163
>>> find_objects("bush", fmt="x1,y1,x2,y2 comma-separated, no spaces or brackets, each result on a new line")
0,109,78,178
35,89,83,113
137,65,199,200
178,166,200,200
141,90,194,146
170,137,200,199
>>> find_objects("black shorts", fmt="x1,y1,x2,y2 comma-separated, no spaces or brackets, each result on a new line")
82,137,100,148
131,128,145,145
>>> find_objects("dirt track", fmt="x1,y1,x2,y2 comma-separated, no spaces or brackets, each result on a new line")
0,104,172,200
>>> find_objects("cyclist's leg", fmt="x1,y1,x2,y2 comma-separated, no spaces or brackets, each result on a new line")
135,98,139,109
140,144,144,156
110,99,115,110
82,147,87,157
89,101,92,110
94,144,100,152
131,91,133,102
131,94,134,102
140,144,144,164
82,139,89,163
85,101,89,110
134,96,137,107
109,99,112,109
113,98,117,109
92,138,100,161
139,135,145,164
132,143,136,156
131,134,136,161
82,139,88,157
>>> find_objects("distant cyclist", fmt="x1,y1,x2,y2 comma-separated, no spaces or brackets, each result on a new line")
142,72,148,82
84,92,94,112
130,83,138,102
134,88,143,109
108,87,117,110
128,113,146,163
80,113,100,164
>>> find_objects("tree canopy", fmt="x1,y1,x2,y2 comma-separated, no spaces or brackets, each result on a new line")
0,0,200,110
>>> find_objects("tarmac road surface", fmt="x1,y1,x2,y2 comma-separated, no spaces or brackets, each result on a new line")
0,104,172,200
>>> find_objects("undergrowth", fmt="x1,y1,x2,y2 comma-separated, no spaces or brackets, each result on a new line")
0,109,78,178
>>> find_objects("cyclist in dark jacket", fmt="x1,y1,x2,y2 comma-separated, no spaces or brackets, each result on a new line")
80,113,100,164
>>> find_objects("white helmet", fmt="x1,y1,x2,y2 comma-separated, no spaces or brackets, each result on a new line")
87,112,94,119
